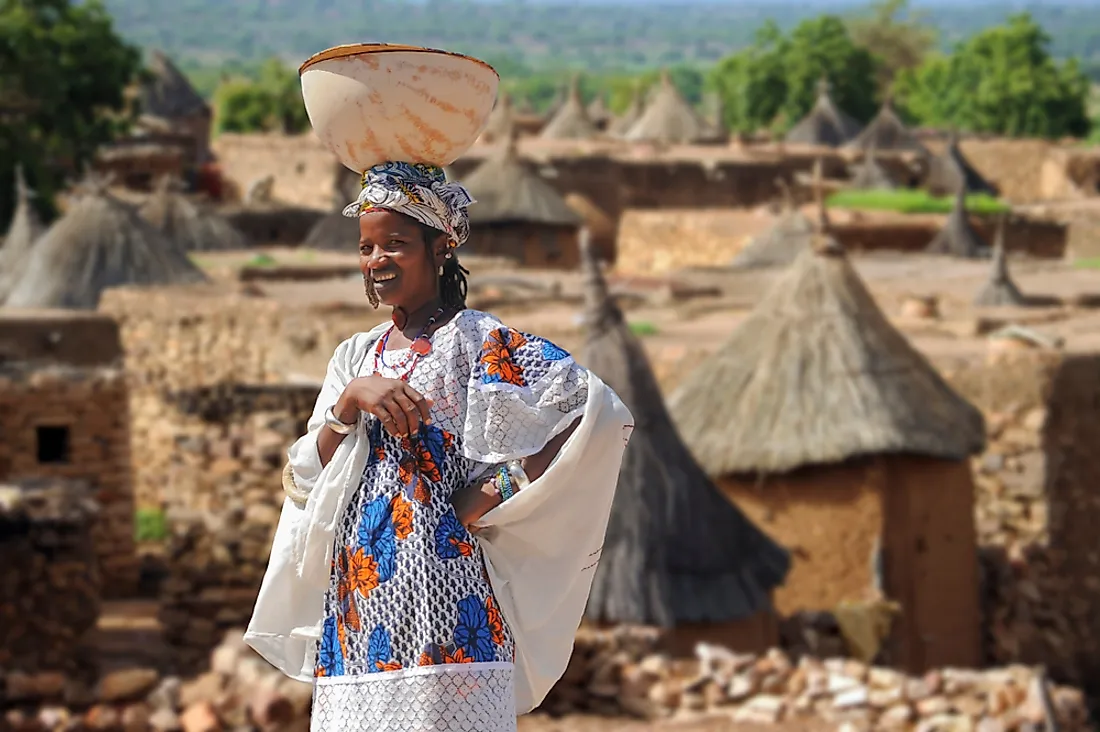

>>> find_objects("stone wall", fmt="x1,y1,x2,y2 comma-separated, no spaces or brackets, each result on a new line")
0,478,101,676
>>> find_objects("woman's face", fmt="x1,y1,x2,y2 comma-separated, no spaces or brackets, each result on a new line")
358,209,446,309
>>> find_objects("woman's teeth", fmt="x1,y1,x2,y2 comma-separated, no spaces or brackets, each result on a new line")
374,273,397,282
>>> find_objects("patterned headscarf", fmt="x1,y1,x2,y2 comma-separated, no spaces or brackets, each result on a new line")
342,161,475,247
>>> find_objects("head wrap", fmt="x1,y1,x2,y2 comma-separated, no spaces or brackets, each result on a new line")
342,161,475,247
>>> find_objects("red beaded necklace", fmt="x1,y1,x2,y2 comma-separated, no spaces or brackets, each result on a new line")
373,306,445,382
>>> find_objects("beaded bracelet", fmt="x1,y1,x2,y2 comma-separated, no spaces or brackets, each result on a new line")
495,464,515,502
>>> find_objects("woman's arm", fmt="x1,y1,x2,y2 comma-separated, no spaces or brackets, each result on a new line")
453,417,581,529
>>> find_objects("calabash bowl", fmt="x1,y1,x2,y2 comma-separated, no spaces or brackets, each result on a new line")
300,43,499,173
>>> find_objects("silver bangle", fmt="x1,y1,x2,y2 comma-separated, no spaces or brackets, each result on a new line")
506,460,530,491
324,406,359,435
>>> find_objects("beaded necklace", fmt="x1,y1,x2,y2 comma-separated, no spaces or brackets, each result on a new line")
373,306,445,382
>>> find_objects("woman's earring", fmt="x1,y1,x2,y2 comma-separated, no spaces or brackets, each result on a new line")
445,251,453,259
438,265,445,276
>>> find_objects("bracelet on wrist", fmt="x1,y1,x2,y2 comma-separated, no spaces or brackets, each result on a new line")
495,465,515,502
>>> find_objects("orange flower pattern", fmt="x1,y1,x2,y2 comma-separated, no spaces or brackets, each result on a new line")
479,328,528,386
390,494,413,541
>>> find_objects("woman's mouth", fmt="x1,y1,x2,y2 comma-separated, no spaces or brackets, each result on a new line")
373,271,398,287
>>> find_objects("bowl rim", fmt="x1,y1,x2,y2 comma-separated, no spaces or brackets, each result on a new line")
298,43,499,78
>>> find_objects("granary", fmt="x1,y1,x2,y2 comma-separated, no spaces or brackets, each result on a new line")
462,132,583,268
623,71,716,145
480,93,517,145
539,77,600,141
669,213,986,673
140,176,247,251
608,85,645,138
926,186,990,259
564,192,617,263
578,232,790,656
785,78,864,148
845,95,929,157
0,167,44,304
0,311,136,596
586,94,612,131
848,146,901,191
974,217,1026,307
925,132,999,197
4,178,208,310
729,180,814,270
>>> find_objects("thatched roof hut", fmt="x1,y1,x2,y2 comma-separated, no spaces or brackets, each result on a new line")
586,94,611,129
464,132,581,227
973,217,1025,307
845,96,929,157
579,232,789,634
481,93,517,145
730,181,814,270
141,50,209,122
539,77,599,141
4,180,208,310
926,187,990,259
785,78,864,147
0,167,45,304
608,86,645,138
848,146,899,191
672,223,985,476
925,133,998,197
140,177,247,251
623,71,714,145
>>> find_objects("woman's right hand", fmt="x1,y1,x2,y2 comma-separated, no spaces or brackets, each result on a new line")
334,375,433,438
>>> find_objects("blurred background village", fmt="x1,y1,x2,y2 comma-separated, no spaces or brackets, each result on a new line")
4,0,1100,730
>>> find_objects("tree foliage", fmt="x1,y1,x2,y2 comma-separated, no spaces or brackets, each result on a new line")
847,0,936,91
213,58,309,134
895,13,1091,139
0,0,141,228
709,17,879,133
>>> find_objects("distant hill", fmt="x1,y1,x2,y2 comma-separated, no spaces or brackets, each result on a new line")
99,0,1100,77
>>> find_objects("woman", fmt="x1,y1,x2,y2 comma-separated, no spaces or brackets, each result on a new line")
246,161,632,732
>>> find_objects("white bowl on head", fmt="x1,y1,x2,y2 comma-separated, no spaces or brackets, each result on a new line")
299,43,499,174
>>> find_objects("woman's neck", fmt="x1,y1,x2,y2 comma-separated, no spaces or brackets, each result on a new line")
392,297,445,336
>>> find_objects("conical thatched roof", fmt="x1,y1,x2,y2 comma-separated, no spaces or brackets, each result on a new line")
785,78,864,147
730,180,814,270
463,132,582,226
579,231,789,626
141,50,209,120
539,77,599,140
303,209,359,251
845,96,929,156
5,180,208,310
671,216,985,476
0,166,45,304
481,93,517,144
926,186,990,259
848,146,899,191
140,177,247,251
624,71,713,144
586,94,611,125
974,217,1025,307
609,86,645,137
925,133,998,197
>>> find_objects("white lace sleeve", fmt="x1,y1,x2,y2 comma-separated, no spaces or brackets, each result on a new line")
459,316,588,464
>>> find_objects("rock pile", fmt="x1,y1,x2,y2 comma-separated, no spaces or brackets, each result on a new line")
0,479,101,676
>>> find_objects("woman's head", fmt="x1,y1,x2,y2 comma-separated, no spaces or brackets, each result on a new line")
359,209,468,311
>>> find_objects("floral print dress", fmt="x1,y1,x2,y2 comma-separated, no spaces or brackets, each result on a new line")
310,309,589,732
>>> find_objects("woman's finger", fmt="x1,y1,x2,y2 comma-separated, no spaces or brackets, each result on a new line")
372,402,406,437
391,390,422,434
381,395,411,436
401,384,434,425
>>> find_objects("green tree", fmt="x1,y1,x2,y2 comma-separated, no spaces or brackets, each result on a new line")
213,58,309,134
895,13,1091,139
0,0,142,228
848,0,937,91
710,17,879,133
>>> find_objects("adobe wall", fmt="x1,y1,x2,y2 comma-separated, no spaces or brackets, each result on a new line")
720,460,885,616
211,133,341,210
469,223,580,270
0,479,101,675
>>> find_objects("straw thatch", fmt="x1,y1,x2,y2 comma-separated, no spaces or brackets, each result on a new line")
539,77,599,141
587,94,611,126
141,50,209,120
623,71,714,145
670,215,985,477
973,217,1025,307
730,181,814,270
848,146,899,191
140,177,247,251
925,132,998,197
578,231,789,626
0,166,45,304
845,96,929,157
5,180,208,310
609,85,645,138
481,93,517,144
926,186,990,259
463,132,582,226
785,78,864,147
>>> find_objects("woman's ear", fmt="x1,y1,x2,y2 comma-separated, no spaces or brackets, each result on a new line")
432,234,450,265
